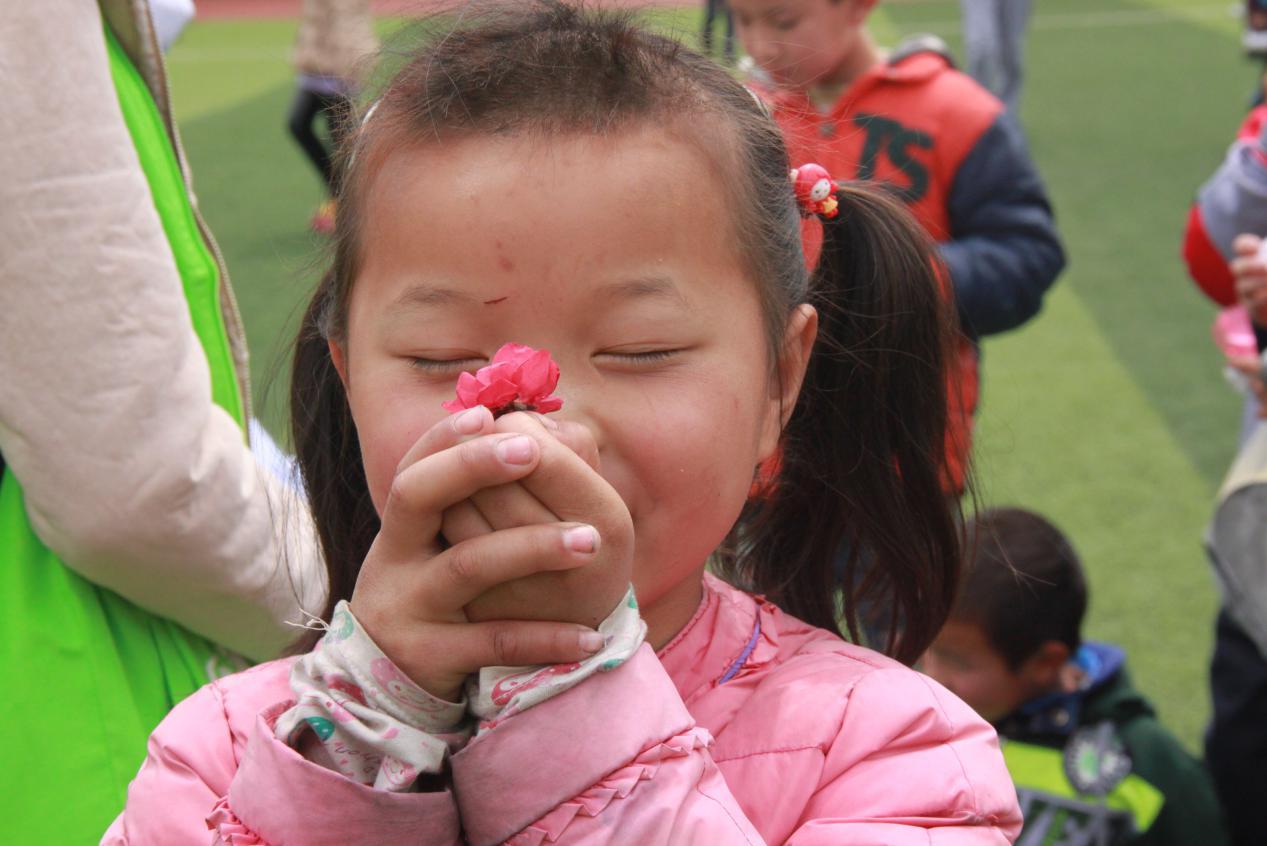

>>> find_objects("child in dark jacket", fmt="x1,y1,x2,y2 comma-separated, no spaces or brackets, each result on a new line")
924,507,1229,846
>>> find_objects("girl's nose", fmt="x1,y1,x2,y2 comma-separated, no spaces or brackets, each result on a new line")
549,417,602,472
546,390,604,469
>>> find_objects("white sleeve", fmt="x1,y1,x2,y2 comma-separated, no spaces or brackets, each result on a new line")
0,0,327,661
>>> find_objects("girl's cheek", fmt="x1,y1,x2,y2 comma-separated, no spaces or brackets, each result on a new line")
361,419,421,510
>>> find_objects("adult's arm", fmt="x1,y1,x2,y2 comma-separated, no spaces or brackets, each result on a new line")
0,0,325,660
940,113,1066,338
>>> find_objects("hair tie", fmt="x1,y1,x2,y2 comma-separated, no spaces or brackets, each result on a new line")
790,163,839,219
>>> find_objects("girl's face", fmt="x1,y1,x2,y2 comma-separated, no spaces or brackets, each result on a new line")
730,0,875,90
336,128,813,621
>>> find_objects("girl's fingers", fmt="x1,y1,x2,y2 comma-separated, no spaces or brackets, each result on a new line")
394,406,495,475
501,412,599,470
494,414,621,524
1230,256,1267,282
1227,355,1261,376
451,619,606,669
461,416,600,533
470,481,557,532
1233,233,1263,257
1231,265,1261,288
386,620,605,695
415,521,601,615
440,500,493,547
377,432,542,555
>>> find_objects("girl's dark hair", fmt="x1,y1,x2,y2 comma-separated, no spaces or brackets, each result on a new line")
952,507,1086,670
290,1,963,663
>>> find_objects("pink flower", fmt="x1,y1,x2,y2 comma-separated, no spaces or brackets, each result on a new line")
442,343,563,416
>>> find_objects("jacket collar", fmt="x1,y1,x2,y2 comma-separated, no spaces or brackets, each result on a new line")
996,642,1126,738
656,573,781,705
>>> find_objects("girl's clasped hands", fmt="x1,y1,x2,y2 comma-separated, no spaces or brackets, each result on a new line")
351,403,633,703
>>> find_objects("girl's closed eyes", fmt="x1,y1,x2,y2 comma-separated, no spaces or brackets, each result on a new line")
410,356,485,373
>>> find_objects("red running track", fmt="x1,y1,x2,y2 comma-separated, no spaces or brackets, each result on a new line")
196,0,684,18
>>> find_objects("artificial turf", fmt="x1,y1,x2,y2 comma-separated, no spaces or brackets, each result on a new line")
167,0,1259,749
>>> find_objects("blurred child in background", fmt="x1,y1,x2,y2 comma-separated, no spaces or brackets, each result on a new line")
287,0,378,234
924,507,1228,846
700,0,735,64
1182,91,1267,846
959,0,1033,113
732,0,1064,494
1243,0,1267,62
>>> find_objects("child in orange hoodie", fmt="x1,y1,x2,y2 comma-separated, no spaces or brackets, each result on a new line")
734,0,1065,491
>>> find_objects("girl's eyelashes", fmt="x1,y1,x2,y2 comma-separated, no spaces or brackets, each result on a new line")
597,348,684,367
409,356,485,373
406,348,684,373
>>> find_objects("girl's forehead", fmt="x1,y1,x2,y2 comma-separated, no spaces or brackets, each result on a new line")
353,130,750,307
364,127,723,207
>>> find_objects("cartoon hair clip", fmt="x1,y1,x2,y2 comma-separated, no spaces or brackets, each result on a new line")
790,163,839,219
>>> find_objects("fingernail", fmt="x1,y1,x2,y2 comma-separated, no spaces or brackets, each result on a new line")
454,406,486,435
495,435,535,465
579,631,605,653
563,525,599,554
533,412,559,431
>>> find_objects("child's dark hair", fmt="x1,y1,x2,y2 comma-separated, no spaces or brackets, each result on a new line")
290,1,963,664
953,507,1087,669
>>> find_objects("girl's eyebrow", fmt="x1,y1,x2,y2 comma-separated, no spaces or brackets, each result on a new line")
596,275,688,307
389,283,478,312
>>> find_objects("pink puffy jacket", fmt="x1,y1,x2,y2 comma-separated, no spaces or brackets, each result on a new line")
104,574,1021,844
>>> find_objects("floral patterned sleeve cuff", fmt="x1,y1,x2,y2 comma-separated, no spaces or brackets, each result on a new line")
274,601,471,792
467,585,646,732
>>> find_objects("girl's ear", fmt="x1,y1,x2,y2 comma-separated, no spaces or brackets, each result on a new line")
759,304,818,458
328,339,350,389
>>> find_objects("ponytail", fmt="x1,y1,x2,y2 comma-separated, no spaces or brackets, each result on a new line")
288,272,380,652
726,183,964,665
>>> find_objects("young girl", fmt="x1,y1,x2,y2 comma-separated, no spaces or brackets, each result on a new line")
105,4,1020,842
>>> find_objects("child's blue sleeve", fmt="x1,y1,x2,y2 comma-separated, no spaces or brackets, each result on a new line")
940,113,1066,338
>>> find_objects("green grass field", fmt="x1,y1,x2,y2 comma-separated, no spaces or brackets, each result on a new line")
168,0,1260,750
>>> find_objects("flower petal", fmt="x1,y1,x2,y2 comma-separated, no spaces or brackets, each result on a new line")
492,343,535,366
515,349,560,403
474,376,519,410
443,344,564,415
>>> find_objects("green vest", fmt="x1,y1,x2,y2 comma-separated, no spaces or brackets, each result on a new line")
1,25,248,842
1003,734,1164,846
